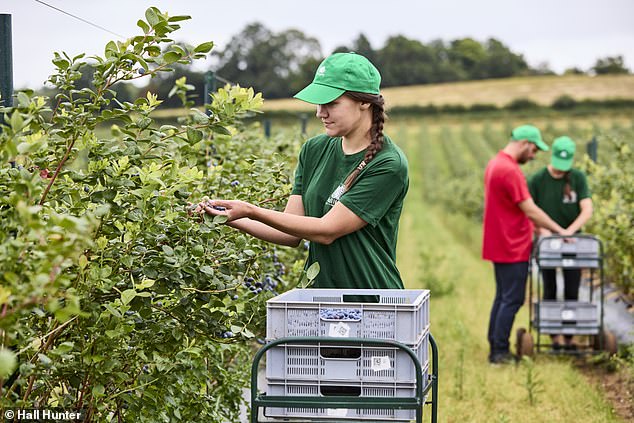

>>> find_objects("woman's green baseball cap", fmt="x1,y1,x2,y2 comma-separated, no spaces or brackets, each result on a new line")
294,52,381,105
551,136,576,171
511,124,549,151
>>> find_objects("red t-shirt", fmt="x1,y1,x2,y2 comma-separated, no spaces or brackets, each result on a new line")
482,151,534,262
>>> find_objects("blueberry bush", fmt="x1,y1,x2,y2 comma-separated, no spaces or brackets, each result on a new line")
581,135,634,298
0,8,307,421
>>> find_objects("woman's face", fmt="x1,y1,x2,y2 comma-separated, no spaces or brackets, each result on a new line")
315,95,370,138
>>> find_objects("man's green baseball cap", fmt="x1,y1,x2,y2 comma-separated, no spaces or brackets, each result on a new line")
551,136,576,171
511,124,549,151
294,52,381,105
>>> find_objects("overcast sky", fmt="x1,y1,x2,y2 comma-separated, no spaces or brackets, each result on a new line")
2,0,634,89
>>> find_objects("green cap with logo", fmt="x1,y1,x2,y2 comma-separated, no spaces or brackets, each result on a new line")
551,136,576,171
294,52,381,105
511,124,549,151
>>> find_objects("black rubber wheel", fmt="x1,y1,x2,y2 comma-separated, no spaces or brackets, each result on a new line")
603,331,618,355
592,330,618,355
516,328,534,358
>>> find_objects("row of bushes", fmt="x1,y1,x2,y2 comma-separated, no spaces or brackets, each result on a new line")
258,96,634,122
389,96,634,116
0,8,307,421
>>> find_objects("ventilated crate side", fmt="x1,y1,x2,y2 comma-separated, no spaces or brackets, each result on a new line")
537,237,601,268
265,380,420,421
266,289,430,345
533,301,600,334
265,330,430,384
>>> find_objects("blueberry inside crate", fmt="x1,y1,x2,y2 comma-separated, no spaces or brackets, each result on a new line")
266,289,430,345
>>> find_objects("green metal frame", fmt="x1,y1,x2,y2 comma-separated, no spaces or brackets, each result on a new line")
250,334,438,423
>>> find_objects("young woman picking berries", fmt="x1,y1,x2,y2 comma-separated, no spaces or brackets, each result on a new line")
196,53,409,289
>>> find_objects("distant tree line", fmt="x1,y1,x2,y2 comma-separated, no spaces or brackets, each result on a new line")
39,22,631,107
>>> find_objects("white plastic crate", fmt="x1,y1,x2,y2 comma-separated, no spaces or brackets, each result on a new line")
266,289,430,345
265,379,421,421
536,236,601,268
266,330,429,384
533,301,600,335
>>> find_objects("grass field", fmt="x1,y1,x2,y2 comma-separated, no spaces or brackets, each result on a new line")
260,74,634,112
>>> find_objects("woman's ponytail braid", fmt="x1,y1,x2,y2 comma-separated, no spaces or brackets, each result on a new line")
342,92,386,191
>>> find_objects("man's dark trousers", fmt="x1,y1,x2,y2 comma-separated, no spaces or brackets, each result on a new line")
488,262,529,356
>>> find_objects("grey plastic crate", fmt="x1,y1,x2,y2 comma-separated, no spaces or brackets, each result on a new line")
266,289,430,345
265,379,422,421
533,301,600,335
265,330,429,384
536,236,601,268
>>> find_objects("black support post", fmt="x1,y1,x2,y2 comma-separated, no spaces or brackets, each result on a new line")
0,14,14,125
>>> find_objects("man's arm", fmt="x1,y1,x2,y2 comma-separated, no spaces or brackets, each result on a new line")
518,198,574,236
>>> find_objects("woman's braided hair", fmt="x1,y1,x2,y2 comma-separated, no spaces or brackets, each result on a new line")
341,91,387,191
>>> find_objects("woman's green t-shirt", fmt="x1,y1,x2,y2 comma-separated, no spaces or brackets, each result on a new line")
291,134,409,289
528,167,591,228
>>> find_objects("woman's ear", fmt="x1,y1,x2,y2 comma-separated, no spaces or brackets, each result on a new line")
359,102,371,111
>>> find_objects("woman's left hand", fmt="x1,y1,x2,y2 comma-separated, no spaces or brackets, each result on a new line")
198,199,253,222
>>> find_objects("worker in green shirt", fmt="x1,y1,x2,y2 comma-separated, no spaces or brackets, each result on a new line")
528,136,593,350
196,52,409,290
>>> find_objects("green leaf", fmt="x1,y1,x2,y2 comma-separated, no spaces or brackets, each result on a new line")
186,128,203,144
200,266,214,276
93,384,105,397
306,261,320,281
137,19,150,33
17,92,30,108
167,15,191,22
145,7,160,26
213,215,228,224
194,42,214,53
121,289,137,305
164,51,182,64
104,304,122,318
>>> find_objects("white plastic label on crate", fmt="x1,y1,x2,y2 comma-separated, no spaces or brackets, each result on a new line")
561,309,576,320
562,258,575,267
326,408,348,417
328,322,351,337
371,356,392,371
549,239,562,250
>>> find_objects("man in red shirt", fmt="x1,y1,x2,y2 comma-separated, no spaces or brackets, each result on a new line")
483,124,573,364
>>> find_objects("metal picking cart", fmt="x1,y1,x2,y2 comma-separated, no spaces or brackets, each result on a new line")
516,234,618,357
251,288,438,422
250,335,438,423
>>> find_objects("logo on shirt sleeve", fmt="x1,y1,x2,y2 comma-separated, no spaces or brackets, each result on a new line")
326,184,345,207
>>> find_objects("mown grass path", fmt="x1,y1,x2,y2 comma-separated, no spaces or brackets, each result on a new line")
395,121,622,423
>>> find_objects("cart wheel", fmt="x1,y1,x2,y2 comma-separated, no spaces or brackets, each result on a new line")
516,328,534,358
603,331,618,355
592,330,618,356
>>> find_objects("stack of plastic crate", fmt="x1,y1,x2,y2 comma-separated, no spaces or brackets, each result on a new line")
534,236,602,336
264,288,430,421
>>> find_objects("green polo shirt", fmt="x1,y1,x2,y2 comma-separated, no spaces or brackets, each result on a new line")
528,167,591,228
292,134,409,289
